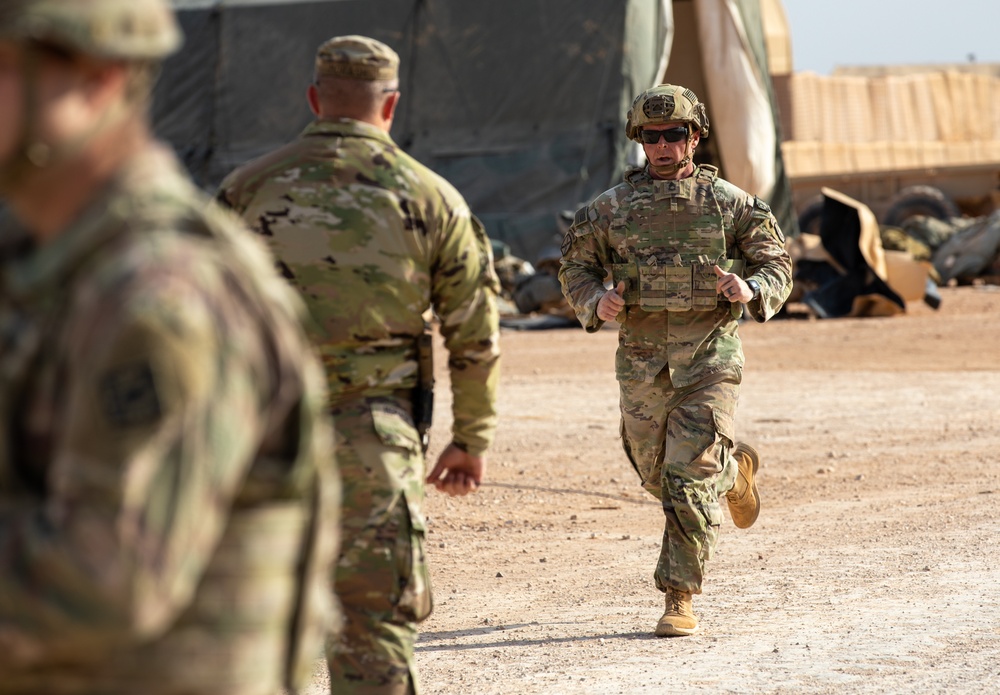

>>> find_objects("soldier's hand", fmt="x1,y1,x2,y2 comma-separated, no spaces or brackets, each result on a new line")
426,443,486,496
714,265,751,303
596,281,627,322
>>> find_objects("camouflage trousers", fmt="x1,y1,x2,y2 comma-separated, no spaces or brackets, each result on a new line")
619,368,740,595
326,394,434,695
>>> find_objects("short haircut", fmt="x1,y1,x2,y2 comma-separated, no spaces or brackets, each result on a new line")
314,75,398,118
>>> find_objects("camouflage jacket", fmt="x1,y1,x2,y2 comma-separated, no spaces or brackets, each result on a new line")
218,118,501,456
0,145,338,694
559,165,792,387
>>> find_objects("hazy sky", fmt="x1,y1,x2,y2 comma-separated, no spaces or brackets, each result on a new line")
780,0,1000,74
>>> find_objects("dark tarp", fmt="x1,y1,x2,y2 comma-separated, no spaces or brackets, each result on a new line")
157,0,668,263
931,210,1000,284
803,193,905,319
799,189,941,318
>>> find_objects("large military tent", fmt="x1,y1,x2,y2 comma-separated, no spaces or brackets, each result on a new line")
157,0,798,262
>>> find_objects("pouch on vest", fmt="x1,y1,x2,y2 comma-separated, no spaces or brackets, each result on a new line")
613,258,746,314
638,259,717,313
692,263,720,310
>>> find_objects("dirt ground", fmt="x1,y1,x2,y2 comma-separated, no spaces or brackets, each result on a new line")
307,285,1000,694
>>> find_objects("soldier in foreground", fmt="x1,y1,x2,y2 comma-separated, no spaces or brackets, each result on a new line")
559,85,791,636
0,1,339,693
218,35,501,695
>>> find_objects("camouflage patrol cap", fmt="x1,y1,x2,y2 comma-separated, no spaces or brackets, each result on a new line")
315,35,399,81
625,84,710,142
0,0,181,61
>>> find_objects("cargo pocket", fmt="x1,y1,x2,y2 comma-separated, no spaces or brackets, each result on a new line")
711,408,735,451
370,398,421,453
395,491,434,624
702,501,724,529
620,418,643,482
622,418,663,499
711,407,738,496
699,501,724,562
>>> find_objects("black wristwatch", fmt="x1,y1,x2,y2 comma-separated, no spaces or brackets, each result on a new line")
746,279,761,301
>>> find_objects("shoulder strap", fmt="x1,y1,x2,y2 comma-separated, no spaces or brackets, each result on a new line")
696,164,719,184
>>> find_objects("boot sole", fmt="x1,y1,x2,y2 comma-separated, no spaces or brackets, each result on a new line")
729,442,760,529
655,621,699,637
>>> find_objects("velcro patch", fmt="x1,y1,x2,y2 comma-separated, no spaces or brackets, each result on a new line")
100,363,162,428
767,218,786,243
560,230,574,256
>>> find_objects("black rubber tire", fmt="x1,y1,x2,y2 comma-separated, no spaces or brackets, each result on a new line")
796,195,825,236
882,185,960,227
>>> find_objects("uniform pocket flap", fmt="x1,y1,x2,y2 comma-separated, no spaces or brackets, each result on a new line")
370,398,421,452
711,408,735,446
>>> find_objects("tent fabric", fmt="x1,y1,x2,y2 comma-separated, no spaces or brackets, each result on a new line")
660,0,798,237
695,0,777,200
156,0,796,261
701,0,799,238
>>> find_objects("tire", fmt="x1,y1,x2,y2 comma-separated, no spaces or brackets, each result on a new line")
796,195,825,236
882,185,960,228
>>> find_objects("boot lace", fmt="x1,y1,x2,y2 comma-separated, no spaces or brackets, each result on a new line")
667,589,685,614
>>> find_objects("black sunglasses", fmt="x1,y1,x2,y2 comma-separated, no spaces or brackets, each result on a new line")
640,126,689,144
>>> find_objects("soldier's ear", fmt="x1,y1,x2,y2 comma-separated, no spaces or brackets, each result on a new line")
307,84,321,117
382,90,400,124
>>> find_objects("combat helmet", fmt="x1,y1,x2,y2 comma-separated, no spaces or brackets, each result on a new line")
0,0,182,61
625,84,710,143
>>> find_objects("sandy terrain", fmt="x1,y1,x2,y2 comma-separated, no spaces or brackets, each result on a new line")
306,285,1000,694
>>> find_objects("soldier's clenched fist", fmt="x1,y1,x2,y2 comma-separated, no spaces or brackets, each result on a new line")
597,281,627,321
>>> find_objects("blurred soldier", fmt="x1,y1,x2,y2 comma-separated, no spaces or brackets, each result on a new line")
218,35,501,695
0,1,339,693
560,85,792,637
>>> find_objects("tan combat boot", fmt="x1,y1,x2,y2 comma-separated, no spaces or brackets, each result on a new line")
655,587,698,637
726,442,760,529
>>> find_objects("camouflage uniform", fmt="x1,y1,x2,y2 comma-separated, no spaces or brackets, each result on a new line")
0,149,338,695
560,159,791,595
0,3,339,693
218,35,500,695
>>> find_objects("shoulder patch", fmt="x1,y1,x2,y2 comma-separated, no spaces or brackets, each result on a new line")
100,363,162,429
560,230,573,256
768,218,786,244
754,196,771,213
573,206,589,226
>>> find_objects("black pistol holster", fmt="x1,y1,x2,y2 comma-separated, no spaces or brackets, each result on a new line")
413,320,435,454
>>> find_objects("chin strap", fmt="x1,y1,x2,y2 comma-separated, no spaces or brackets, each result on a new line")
650,156,689,178
648,132,696,179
